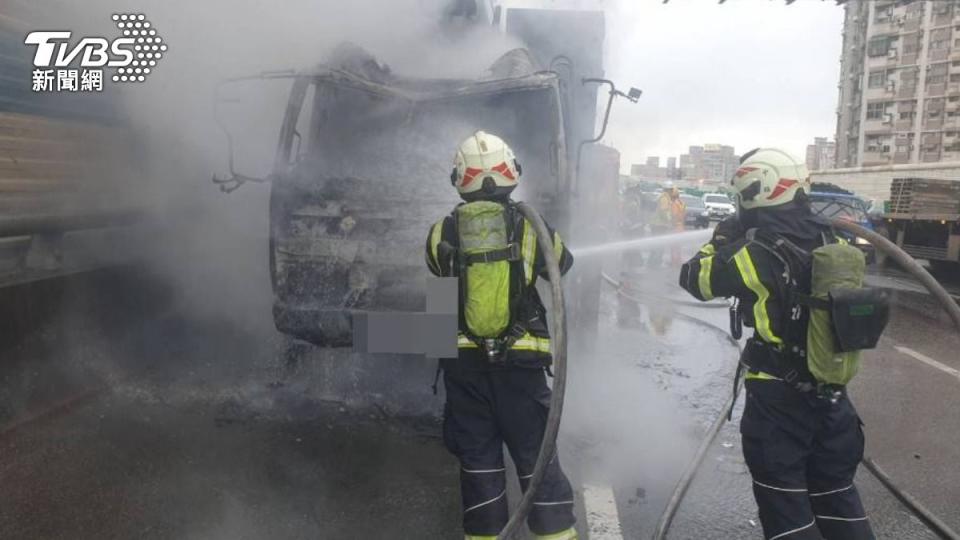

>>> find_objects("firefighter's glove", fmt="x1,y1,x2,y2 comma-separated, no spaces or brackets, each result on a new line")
712,216,743,247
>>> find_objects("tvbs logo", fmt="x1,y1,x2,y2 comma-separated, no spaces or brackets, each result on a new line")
25,13,167,92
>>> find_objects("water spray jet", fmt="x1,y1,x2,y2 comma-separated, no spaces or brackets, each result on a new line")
571,229,713,258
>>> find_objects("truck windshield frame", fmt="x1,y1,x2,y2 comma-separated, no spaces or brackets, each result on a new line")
272,72,569,202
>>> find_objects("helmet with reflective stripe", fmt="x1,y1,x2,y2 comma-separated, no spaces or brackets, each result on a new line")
731,148,810,211
451,130,521,199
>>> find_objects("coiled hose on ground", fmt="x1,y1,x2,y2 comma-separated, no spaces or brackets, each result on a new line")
644,218,960,540
497,202,567,540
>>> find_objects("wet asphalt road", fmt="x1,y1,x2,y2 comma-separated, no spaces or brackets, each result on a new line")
598,263,956,540
664,262,960,538
0,265,736,539
850,288,960,534
1,394,459,540
1,260,958,539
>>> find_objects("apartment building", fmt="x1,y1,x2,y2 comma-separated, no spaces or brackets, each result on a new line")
630,155,677,180
836,1,960,167
679,144,739,182
806,137,837,171
666,156,677,177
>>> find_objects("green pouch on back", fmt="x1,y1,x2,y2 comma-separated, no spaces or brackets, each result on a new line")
806,243,869,385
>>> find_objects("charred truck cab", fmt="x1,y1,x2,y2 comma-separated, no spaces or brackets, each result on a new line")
268,47,572,345
217,2,620,358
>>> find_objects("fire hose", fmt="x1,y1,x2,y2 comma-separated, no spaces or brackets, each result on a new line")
498,202,568,540
645,218,960,540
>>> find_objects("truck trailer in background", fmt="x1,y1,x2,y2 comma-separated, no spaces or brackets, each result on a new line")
812,164,960,275
877,177,960,275
0,4,144,279
811,162,960,208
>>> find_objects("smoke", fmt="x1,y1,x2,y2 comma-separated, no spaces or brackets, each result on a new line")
554,252,738,536
545,149,738,533
100,0,735,520
39,1,518,356
4,3,743,536
82,0,524,331
0,1,531,440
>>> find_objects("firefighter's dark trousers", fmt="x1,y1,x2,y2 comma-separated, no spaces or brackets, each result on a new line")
442,368,576,537
740,379,875,540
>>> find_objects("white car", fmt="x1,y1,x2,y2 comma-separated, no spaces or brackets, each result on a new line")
702,193,736,220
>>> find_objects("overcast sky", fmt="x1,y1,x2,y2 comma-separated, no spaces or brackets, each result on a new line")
601,0,844,171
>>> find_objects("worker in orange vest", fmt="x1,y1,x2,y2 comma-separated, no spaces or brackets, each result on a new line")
651,182,686,267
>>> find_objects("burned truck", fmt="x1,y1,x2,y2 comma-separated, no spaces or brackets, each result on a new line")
216,5,626,353
266,47,574,346
260,47,584,346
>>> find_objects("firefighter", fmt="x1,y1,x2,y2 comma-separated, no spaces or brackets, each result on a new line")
678,148,875,540
652,181,676,232
425,131,577,540
650,182,685,267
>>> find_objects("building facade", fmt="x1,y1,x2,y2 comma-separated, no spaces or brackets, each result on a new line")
836,1,960,168
630,154,686,180
630,156,672,180
679,144,739,182
806,137,837,171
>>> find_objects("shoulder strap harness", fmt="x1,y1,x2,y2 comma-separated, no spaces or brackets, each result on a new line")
448,202,532,363
737,228,845,397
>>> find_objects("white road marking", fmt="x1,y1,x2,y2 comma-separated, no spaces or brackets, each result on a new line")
894,345,960,379
582,484,624,540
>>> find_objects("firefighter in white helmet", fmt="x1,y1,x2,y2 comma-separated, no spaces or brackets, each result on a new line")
425,131,578,540
450,130,521,200
679,148,877,539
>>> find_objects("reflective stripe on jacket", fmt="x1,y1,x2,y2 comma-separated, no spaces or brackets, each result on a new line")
679,238,786,346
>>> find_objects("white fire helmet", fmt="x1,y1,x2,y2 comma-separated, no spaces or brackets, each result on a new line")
451,130,521,198
731,148,810,211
